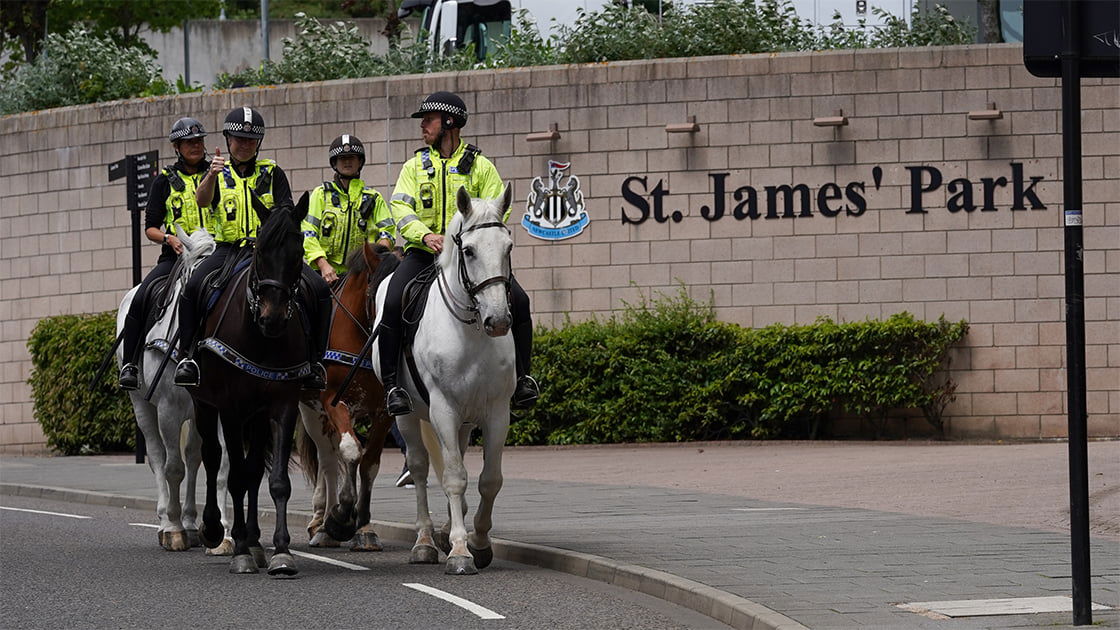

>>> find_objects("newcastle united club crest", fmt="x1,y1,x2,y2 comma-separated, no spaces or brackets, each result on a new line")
522,160,589,241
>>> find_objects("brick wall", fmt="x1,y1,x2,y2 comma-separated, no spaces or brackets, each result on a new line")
1,44,1117,452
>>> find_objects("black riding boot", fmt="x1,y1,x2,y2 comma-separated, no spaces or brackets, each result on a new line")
511,320,539,409
119,310,142,390
378,322,412,416
118,363,140,390
173,292,200,386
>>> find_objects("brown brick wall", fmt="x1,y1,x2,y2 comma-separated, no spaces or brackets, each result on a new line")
1,44,1117,451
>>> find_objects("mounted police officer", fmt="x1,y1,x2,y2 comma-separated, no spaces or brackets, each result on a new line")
299,134,395,283
172,106,331,390
118,117,213,390
378,91,539,416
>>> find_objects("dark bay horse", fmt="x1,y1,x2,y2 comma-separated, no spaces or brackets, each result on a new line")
298,243,399,551
188,203,310,576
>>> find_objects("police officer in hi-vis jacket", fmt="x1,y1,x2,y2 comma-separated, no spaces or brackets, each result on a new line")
378,91,539,416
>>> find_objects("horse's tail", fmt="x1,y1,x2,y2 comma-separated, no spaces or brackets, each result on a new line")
295,420,318,486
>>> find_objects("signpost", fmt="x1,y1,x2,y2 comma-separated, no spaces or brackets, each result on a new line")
107,150,159,464
1023,1,1119,625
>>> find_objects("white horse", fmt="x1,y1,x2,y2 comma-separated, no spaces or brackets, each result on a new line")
115,227,231,553
373,184,517,575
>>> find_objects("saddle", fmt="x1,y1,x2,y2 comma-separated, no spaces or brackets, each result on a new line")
398,263,441,407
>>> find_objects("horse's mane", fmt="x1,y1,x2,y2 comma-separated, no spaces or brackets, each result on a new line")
257,204,300,250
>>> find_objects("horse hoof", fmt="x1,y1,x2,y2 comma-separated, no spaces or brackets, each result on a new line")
186,529,201,548
409,544,440,564
163,530,190,552
229,554,258,574
467,543,493,569
323,515,357,543
350,531,383,552
250,545,269,568
198,522,225,549
309,531,340,548
206,538,234,556
445,555,478,576
433,530,452,554
267,552,299,577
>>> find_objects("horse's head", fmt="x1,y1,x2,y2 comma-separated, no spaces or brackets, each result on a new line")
249,202,308,338
444,184,514,337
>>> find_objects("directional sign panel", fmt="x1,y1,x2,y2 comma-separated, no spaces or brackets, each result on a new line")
126,150,159,212
1024,0,1120,78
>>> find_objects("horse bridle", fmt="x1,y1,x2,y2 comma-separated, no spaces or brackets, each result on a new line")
441,221,512,326
246,266,299,323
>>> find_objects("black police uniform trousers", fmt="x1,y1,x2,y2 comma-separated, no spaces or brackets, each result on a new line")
377,249,532,388
122,256,176,364
177,242,332,365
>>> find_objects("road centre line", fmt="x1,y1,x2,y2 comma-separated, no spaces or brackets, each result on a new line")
0,505,91,519
403,582,506,620
286,548,369,571
731,507,806,512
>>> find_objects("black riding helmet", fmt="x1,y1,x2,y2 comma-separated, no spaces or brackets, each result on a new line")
328,134,365,171
169,117,206,143
411,91,468,129
222,106,266,166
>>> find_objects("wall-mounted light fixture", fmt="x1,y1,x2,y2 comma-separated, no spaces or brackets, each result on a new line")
812,109,848,127
525,122,561,142
967,102,1003,120
665,115,699,133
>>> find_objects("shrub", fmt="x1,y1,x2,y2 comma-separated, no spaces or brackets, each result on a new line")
0,26,173,115
27,312,134,455
511,290,968,445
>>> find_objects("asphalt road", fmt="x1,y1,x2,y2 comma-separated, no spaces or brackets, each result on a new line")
0,494,729,630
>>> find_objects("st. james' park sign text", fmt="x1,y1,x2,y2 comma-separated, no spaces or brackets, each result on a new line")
620,162,1047,224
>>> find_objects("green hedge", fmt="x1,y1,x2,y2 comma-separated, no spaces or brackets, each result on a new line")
28,297,967,453
27,312,134,455
510,291,968,445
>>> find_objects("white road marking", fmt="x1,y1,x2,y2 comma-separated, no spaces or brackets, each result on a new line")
284,548,369,571
731,507,805,512
0,506,91,519
129,523,160,529
403,582,506,620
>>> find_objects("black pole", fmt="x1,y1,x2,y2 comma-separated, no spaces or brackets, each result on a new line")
1060,0,1091,624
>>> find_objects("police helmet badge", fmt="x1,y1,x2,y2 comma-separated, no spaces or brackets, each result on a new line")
522,160,589,241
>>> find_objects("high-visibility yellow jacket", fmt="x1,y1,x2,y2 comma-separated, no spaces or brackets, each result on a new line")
389,140,505,254
301,178,393,272
212,158,279,244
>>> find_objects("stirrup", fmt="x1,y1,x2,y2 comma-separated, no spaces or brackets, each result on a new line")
118,364,140,391
385,386,413,416
173,359,200,386
303,362,326,391
511,375,540,410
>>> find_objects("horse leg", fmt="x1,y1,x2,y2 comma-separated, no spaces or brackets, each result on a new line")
155,400,190,552
218,413,255,574
194,403,226,550
351,412,390,552
428,401,476,576
323,401,359,542
435,422,472,555
468,409,510,569
396,415,439,564
132,395,175,548
266,402,299,577
209,426,235,556
301,403,340,547
243,416,268,569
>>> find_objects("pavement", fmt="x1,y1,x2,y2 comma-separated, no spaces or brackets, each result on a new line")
1,440,1118,629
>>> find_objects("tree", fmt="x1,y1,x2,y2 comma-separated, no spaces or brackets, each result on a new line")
1,0,50,65
48,0,221,53
977,0,1002,43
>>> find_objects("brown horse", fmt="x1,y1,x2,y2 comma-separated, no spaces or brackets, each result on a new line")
297,243,399,550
